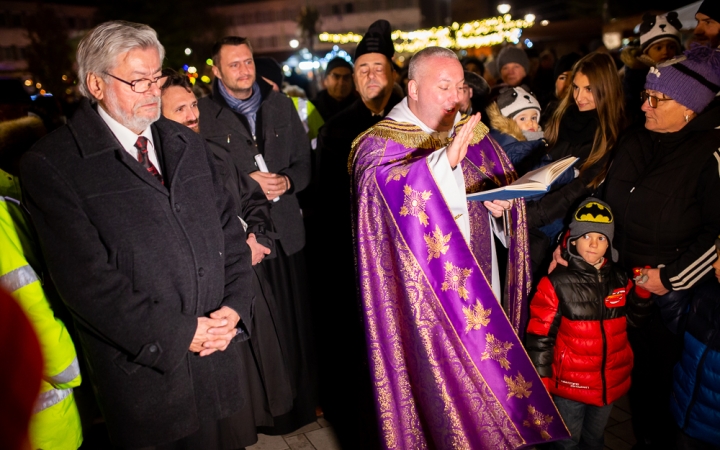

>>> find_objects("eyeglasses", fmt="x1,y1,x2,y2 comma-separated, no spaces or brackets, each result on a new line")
104,72,169,93
640,91,673,108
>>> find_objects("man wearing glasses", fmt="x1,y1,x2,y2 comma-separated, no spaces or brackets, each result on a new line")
19,21,254,449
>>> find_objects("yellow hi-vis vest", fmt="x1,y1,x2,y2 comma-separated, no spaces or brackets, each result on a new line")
0,169,82,450
291,96,324,149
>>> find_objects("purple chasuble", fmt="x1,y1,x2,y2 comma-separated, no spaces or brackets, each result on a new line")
350,117,569,449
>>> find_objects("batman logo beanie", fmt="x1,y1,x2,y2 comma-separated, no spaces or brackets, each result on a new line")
569,197,619,261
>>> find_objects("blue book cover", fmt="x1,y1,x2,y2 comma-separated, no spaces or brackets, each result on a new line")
467,156,578,202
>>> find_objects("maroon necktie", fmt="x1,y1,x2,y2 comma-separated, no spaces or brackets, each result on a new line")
134,136,164,185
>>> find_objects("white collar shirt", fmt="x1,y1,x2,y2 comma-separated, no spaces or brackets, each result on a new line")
97,104,162,174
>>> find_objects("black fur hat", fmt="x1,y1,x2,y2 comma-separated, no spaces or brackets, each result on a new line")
355,20,395,62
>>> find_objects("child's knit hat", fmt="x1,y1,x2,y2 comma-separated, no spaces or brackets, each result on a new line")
497,86,541,119
639,12,682,54
496,46,530,76
568,197,618,262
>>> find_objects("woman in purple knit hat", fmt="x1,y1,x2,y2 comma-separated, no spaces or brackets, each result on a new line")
598,44,720,448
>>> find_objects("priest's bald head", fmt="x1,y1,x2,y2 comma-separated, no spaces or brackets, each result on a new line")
407,47,464,132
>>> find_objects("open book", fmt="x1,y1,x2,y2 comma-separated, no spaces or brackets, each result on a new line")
467,156,579,202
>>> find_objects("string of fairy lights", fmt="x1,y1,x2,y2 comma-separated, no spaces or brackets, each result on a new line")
318,15,535,52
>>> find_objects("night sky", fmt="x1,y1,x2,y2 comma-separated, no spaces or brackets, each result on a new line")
14,0,703,23
19,0,701,14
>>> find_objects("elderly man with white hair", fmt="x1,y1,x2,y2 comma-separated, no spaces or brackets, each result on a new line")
19,21,254,449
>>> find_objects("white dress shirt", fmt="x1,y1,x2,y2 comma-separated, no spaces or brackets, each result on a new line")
385,98,507,301
97,105,162,175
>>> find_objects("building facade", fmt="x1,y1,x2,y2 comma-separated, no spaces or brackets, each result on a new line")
211,0,422,58
0,1,94,78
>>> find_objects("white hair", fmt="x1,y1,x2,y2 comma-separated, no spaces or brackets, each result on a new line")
407,47,458,80
77,20,165,100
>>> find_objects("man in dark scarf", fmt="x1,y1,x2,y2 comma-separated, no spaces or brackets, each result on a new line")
198,36,317,436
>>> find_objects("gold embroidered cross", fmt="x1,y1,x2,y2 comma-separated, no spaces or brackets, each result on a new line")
522,405,553,440
441,261,472,300
481,333,513,370
399,184,432,226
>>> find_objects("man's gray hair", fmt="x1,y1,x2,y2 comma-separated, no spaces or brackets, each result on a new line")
408,47,458,80
77,20,165,99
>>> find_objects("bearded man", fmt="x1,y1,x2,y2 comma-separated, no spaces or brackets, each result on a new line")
19,21,254,449
351,46,570,448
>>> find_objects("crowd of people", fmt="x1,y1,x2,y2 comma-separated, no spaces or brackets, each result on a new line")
1,1,720,449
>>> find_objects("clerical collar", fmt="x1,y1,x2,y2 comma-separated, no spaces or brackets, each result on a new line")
386,97,461,144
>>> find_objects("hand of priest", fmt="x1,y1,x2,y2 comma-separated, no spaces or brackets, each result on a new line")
484,200,512,218
446,113,481,169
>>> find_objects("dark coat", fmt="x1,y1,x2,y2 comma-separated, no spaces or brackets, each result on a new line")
314,93,403,295
311,89,356,122
523,106,607,274
212,153,277,254
316,94,403,220
19,99,254,448
602,103,720,291
312,94,402,450
524,106,605,229
198,78,311,256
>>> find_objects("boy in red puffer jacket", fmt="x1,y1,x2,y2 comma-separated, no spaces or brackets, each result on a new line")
525,198,651,450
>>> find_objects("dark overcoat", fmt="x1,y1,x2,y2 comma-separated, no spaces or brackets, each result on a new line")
198,78,311,256
19,99,254,448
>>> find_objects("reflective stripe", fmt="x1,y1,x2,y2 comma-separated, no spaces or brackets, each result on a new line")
297,97,309,122
47,357,80,385
0,265,39,293
2,195,21,206
33,387,72,414
296,97,310,133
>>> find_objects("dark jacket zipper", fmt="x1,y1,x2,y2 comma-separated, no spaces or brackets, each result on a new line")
598,270,608,405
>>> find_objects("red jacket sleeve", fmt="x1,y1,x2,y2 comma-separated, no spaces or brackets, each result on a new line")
527,277,560,336
525,276,561,378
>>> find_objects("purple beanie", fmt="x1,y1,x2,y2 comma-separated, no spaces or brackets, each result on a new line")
644,44,720,113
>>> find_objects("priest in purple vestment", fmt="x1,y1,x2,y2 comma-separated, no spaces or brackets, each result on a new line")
350,47,570,449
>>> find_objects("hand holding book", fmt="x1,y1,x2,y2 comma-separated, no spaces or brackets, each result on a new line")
467,156,579,202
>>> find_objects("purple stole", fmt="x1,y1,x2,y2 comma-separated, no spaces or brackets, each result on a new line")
352,117,569,449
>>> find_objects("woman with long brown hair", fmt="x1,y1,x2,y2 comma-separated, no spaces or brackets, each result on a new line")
525,51,626,276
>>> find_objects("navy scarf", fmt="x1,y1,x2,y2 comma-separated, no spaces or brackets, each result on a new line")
218,80,262,137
